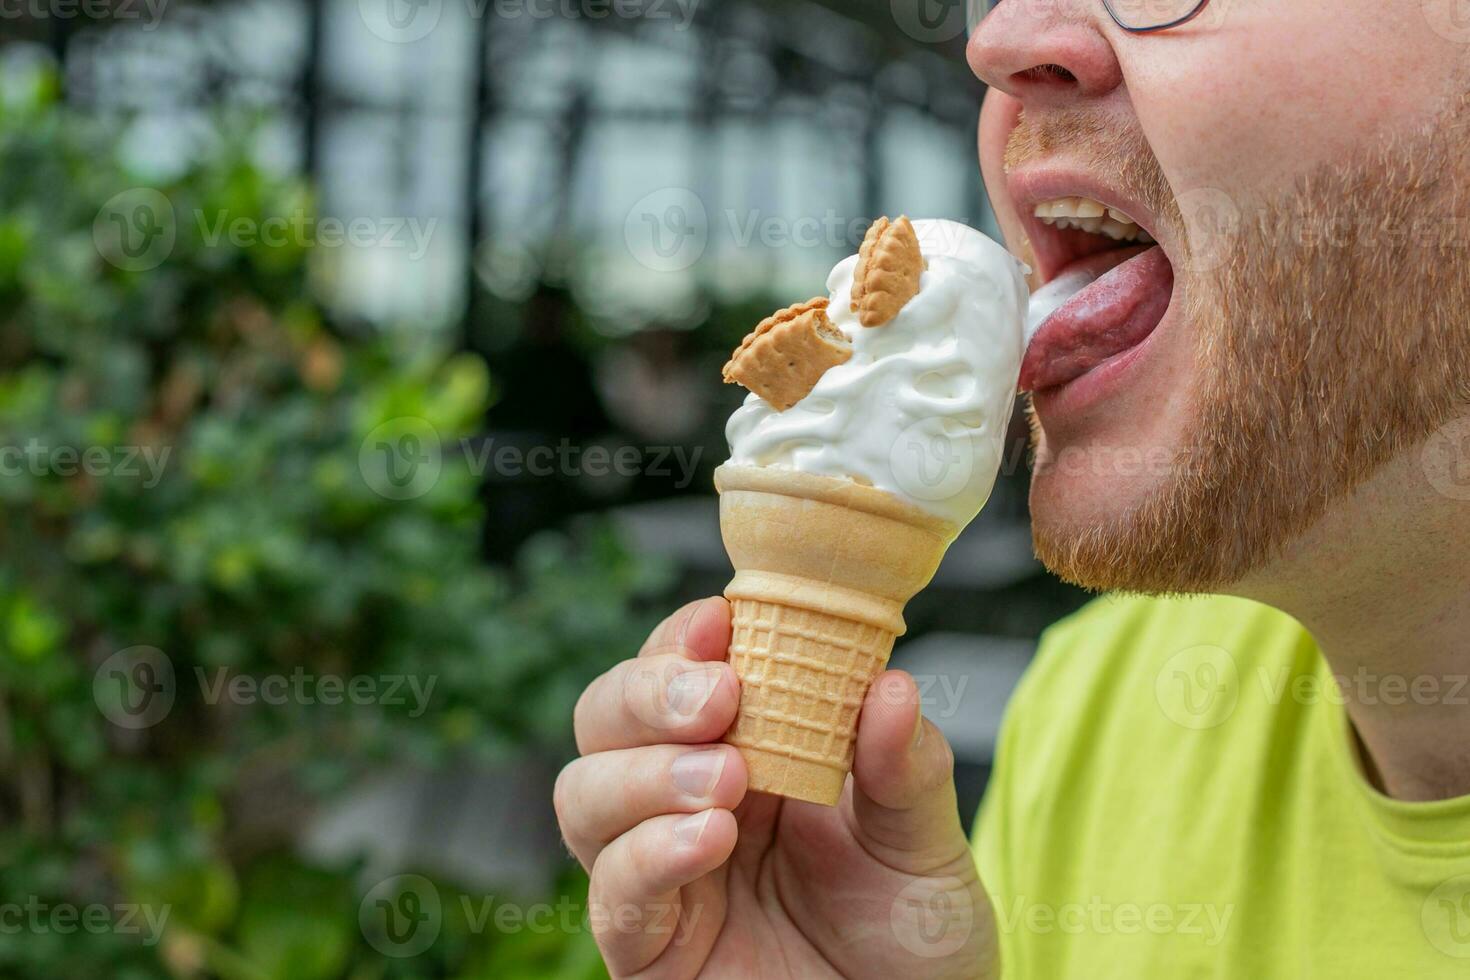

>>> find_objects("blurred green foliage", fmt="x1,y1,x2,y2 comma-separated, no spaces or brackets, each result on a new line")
0,72,661,977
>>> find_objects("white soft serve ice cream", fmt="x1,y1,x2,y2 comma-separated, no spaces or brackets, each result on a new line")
725,219,1029,527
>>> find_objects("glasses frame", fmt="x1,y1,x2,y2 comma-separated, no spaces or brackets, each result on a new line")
1102,0,1211,33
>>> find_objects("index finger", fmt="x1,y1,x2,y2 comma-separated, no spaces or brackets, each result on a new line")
637,596,731,662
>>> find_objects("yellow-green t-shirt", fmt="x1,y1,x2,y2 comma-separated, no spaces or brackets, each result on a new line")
973,593,1470,978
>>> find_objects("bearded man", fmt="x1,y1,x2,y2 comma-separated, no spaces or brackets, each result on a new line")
554,1,1470,976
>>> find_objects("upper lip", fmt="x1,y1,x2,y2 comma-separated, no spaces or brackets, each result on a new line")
1006,168,1172,285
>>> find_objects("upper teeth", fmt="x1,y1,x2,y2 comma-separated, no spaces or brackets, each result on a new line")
1035,197,1154,243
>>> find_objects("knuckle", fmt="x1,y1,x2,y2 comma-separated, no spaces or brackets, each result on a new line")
552,760,580,829
572,676,600,749
640,599,697,657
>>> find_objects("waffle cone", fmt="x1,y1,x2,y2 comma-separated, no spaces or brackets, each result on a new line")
714,465,958,805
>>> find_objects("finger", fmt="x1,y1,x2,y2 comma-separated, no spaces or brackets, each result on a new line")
637,596,731,662
848,670,971,874
555,744,747,870
589,809,738,977
575,654,740,755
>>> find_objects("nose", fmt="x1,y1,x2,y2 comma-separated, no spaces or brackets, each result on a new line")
967,0,1124,102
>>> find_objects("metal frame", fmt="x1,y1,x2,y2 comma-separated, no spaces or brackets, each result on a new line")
1103,0,1211,33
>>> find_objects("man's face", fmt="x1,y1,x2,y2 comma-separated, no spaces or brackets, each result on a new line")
970,0,1470,593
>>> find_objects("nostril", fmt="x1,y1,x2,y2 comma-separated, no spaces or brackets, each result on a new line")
1017,63,1078,85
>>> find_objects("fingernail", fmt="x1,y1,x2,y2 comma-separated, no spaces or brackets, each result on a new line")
673,810,714,845
672,749,726,798
667,665,723,717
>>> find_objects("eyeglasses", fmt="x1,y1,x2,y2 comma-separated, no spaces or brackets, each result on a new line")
1103,0,1211,33
980,1,1213,34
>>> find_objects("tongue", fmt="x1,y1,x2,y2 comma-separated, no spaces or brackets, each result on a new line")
1019,246,1173,393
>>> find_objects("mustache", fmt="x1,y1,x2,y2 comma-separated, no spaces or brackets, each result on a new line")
1004,107,1181,240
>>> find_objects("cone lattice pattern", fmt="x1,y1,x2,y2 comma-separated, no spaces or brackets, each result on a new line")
725,597,896,798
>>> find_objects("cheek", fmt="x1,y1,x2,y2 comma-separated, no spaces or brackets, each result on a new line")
1127,0,1458,199
980,92,1033,268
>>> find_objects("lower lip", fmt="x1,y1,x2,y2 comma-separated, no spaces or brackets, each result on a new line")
1025,248,1175,417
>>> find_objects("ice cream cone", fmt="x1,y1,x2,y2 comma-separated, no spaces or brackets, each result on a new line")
714,464,959,806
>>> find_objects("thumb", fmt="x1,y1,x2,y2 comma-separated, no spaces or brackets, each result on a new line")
849,670,972,873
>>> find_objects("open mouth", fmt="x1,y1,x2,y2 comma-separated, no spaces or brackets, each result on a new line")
1017,193,1176,395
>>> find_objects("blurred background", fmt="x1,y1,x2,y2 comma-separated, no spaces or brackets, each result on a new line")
0,0,1088,976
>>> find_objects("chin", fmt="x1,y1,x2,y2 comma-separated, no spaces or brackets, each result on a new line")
1025,403,1208,596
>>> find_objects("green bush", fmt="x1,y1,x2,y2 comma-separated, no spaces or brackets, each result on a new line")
0,69,656,977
